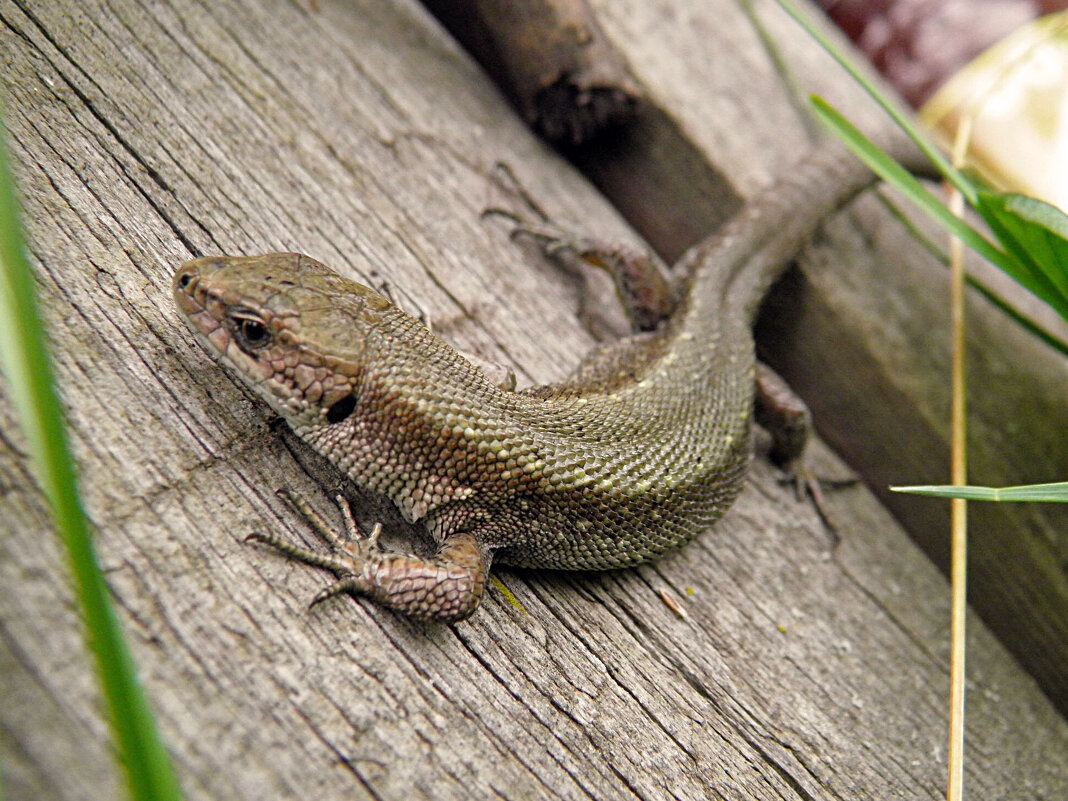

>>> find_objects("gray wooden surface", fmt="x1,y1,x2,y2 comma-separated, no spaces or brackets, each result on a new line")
580,0,1068,714
1,0,1066,799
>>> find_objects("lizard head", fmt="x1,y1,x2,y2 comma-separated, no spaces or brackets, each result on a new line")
172,253,388,434
175,252,511,523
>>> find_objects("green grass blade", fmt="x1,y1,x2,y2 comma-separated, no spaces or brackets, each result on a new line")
974,192,1068,320
779,0,1068,327
966,274,1068,357
771,0,974,203
810,99,1016,271
0,118,182,798
814,99,1068,326
892,482,1068,502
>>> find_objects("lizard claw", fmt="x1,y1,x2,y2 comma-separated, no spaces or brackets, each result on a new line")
482,207,592,259
776,462,858,535
246,489,384,606
247,489,490,622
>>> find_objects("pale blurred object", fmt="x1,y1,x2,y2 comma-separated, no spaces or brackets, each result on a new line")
920,12,1068,211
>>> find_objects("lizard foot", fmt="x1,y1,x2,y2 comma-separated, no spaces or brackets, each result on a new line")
246,489,384,608
246,489,490,622
754,362,853,533
776,462,858,535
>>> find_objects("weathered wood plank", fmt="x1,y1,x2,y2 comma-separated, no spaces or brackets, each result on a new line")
580,0,1068,713
1,0,1065,799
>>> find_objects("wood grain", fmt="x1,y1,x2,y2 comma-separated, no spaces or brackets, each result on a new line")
1,0,1065,798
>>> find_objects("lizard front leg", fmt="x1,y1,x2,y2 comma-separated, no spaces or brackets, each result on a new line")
485,210,678,333
248,490,490,623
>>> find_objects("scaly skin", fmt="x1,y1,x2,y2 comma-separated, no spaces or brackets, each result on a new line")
173,148,880,622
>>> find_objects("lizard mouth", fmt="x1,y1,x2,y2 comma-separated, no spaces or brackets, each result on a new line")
173,256,234,312
172,258,275,385
173,259,235,359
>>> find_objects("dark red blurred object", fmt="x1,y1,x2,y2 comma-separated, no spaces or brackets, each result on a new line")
822,0,1068,106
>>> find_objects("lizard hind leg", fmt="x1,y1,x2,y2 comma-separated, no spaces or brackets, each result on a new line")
754,363,855,530
246,489,491,623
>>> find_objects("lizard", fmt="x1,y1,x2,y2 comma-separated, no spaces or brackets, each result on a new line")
172,144,891,623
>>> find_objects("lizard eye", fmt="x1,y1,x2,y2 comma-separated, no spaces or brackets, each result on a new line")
232,314,271,351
